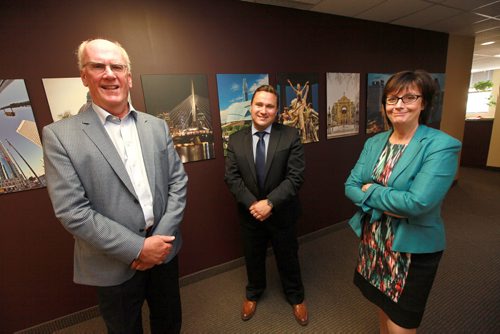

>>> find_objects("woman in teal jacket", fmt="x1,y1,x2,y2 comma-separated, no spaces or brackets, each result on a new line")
345,70,461,333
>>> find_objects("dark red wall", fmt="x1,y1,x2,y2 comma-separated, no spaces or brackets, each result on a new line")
0,0,448,331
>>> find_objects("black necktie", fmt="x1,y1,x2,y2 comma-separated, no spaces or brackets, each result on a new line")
255,131,266,190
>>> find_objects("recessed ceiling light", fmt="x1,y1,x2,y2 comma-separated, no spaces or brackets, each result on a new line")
494,54,500,58
481,41,495,45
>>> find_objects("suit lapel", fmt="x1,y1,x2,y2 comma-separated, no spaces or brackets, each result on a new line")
79,106,137,197
365,131,391,181
265,123,280,176
136,112,156,197
388,125,426,185
243,127,258,184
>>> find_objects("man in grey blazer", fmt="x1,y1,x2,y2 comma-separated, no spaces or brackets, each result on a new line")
225,85,308,326
43,39,188,333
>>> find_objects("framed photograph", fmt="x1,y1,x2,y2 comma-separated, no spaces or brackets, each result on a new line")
326,73,360,139
0,79,46,195
216,73,269,155
277,73,319,144
366,73,392,134
141,74,215,163
42,77,90,121
430,73,445,124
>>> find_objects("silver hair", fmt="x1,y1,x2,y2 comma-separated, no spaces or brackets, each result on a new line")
76,38,131,73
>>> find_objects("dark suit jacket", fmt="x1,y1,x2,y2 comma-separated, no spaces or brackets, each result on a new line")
43,105,188,286
225,123,305,223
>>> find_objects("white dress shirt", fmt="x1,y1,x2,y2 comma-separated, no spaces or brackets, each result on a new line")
93,103,154,229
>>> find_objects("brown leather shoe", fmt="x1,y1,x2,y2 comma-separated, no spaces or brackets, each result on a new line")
292,302,309,326
241,299,257,321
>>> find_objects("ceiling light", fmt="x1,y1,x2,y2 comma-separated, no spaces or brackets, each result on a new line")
481,41,495,45
494,54,500,58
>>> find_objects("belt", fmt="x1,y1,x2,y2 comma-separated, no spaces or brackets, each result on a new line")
139,226,153,234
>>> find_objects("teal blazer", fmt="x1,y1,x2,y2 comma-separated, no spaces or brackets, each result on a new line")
345,125,461,253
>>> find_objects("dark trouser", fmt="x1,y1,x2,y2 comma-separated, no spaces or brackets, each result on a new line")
241,218,304,305
97,256,181,334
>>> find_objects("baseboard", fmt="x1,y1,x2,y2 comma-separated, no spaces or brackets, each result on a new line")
15,306,100,334
298,220,348,244
485,166,500,172
460,165,500,172
179,257,246,287
16,221,349,333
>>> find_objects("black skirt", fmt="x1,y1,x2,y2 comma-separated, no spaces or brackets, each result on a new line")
354,251,443,329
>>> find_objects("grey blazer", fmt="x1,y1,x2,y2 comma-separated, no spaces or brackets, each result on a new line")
43,105,188,287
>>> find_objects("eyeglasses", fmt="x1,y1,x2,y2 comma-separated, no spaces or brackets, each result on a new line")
386,94,421,105
83,62,128,74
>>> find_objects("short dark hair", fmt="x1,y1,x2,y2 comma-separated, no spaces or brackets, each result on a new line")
251,84,279,106
382,70,436,125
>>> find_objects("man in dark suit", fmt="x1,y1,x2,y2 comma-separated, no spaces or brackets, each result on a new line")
224,85,308,326
43,38,187,333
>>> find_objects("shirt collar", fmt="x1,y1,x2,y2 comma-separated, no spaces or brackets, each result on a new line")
92,102,137,125
251,123,273,136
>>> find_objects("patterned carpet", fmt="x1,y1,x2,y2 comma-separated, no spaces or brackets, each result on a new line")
49,167,500,333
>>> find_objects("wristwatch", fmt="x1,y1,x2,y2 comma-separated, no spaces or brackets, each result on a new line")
266,199,273,209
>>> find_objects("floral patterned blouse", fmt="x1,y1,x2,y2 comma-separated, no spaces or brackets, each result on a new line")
357,142,410,303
